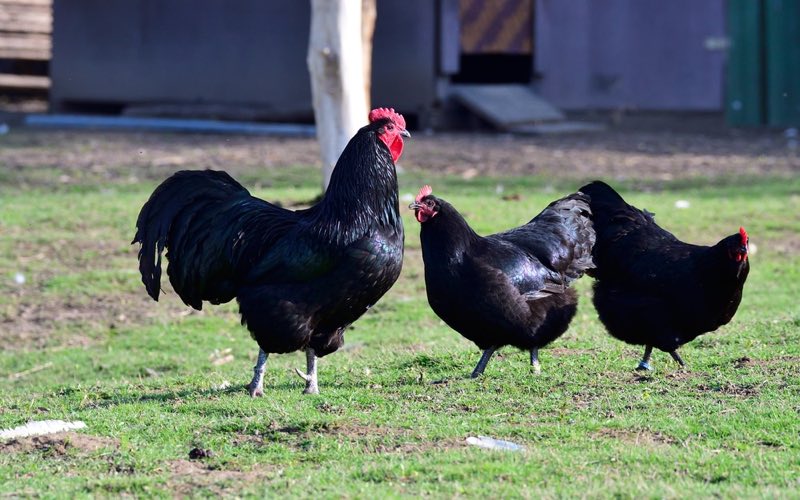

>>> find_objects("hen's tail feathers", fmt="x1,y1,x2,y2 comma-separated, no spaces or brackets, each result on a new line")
548,192,596,282
132,170,248,303
504,192,595,286
577,181,625,207
578,180,657,227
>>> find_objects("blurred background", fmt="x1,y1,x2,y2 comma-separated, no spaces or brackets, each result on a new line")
0,0,798,131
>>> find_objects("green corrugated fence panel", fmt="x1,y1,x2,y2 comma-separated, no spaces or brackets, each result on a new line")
764,0,800,126
726,0,765,126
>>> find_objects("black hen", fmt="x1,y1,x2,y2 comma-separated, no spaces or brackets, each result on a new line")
580,181,750,370
410,186,595,377
133,108,409,395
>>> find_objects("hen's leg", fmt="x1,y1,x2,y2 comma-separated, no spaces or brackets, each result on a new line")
247,349,269,397
470,347,497,378
530,348,541,373
293,348,319,394
636,346,653,371
669,350,686,368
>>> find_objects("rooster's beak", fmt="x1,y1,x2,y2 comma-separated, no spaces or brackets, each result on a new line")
400,128,411,138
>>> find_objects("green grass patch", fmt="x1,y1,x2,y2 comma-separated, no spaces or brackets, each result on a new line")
1,168,798,497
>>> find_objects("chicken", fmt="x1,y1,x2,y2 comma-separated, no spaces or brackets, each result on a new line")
133,108,409,395
410,186,595,377
579,181,750,370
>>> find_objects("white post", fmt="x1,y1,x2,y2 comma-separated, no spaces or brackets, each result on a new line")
362,0,376,112
307,0,370,189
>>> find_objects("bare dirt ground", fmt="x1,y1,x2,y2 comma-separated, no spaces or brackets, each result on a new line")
0,114,797,188
0,432,119,455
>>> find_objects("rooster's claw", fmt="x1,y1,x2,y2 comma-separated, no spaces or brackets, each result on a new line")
294,367,310,382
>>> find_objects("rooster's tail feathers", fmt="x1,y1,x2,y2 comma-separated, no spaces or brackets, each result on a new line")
132,170,248,304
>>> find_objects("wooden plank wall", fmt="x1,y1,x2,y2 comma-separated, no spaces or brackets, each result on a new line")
0,0,51,61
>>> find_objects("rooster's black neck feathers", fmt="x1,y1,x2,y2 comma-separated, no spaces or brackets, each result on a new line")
314,123,402,244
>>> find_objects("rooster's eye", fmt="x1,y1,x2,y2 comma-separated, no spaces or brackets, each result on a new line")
386,124,394,130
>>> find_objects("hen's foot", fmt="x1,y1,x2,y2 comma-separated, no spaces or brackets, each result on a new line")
636,345,654,371
669,350,686,368
530,348,541,373
470,347,497,379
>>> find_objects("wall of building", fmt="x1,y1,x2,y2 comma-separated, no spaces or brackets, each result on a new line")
50,1,730,119
50,0,437,120
535,0,727,110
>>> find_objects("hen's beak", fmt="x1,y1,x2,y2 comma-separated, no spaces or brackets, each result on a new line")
408,201,421,210
400,128,411,138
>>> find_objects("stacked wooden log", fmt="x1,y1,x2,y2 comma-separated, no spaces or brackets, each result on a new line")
0,0,50,90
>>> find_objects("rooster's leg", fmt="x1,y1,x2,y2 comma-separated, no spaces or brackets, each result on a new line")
247,349,269,397
530,348,541,373
669,350,686,368
471,347,497,378
293,348,319,395
636,346,653,371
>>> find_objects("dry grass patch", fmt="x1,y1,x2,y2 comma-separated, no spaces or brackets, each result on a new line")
593,427,677,447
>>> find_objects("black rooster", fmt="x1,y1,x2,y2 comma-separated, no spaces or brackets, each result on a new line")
580,181,750,370
133,108,409,395
410,186,595,377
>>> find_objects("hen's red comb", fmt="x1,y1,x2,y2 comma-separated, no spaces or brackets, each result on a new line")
416,185,432,203
369,107,406,129
739,226,748,244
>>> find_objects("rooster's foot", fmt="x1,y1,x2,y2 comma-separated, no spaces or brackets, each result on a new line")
247,348,269,397
247,383,264,398
294,348,319,394
636,361,653,371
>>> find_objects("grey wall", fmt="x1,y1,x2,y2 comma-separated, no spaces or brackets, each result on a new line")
51,0,728,117
535,0,727,110
51,0,437,119
372,0,437,116
51,1,313,117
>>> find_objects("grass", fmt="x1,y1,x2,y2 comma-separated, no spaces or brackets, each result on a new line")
1,155,799,498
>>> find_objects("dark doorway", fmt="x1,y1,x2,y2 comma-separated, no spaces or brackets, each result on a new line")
451,54,531,84
450,0,534,84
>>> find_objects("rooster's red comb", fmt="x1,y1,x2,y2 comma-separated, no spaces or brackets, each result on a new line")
369,107,406,129
739,226,748,244
416,185,433,203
